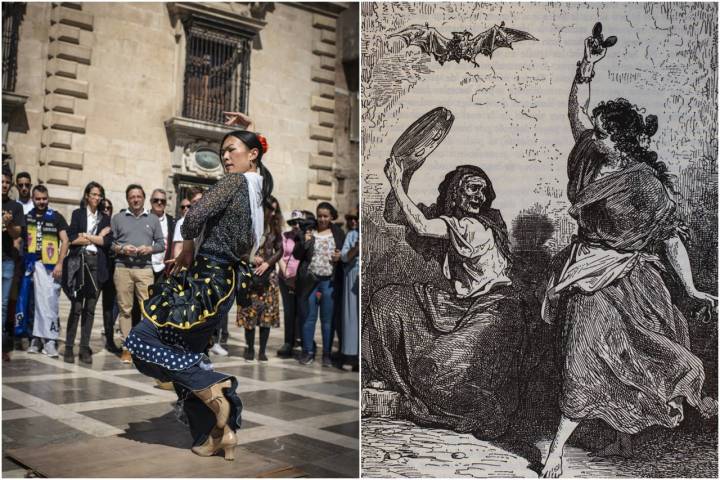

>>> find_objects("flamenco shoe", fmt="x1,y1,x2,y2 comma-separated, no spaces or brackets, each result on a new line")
191,427,222,457
218,425,237,461
190,425,236,460
194,379,232,428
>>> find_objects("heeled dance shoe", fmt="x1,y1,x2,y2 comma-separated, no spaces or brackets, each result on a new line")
191,425,237,461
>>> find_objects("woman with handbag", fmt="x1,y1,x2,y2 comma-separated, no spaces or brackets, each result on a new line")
275,209,304,357
236,195,283,362
64,182,112,364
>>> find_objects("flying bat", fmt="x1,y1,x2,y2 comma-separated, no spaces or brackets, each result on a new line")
390,22,538,67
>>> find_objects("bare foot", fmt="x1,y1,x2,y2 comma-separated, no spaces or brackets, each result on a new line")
699,396,718,420
540,455,562,478
590,440,633,459
668,398,685,426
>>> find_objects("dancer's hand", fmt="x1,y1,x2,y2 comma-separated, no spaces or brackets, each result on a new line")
223,111,254,130
689,289,718,310
254,261,270,276
99,226,111,237
584,36,607,65
168,244,193,275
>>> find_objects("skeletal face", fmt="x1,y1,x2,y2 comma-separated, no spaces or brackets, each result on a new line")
456,174,487,215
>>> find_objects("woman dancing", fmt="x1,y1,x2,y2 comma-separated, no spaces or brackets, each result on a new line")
125,112,273,460
540,32,717,477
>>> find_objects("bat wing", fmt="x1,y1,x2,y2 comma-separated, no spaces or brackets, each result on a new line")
470,23,538,59
389,24,450,59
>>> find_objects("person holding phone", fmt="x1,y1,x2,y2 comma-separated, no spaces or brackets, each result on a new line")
293,202,345,366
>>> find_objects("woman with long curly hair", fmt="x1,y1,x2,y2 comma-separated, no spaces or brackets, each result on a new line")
540,32,717,478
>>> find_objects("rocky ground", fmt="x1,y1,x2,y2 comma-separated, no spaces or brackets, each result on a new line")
361,416,718,478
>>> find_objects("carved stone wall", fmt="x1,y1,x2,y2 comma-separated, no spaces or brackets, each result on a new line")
7,2,358,221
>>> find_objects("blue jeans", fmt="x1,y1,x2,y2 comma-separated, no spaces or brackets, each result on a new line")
302,279,334,355
2,259,15,329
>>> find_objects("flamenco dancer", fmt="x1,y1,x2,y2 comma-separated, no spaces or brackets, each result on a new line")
125,112,273,460
540,26,717,477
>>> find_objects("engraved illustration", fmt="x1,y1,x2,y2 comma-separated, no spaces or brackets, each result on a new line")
361,3,718,478
390,21,538,66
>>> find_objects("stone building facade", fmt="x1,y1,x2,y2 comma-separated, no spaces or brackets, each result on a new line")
3,2,359,221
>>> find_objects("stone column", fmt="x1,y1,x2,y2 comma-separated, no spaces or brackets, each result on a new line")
308,13,337,203
39,2,93,205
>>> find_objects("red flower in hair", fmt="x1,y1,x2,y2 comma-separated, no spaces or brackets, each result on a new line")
256,134,269,154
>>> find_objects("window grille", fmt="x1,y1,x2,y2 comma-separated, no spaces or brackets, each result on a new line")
182,22,251,124
2,3,25,92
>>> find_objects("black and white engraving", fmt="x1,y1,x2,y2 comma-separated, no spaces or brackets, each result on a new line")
390,22,538,66
361,3,718,478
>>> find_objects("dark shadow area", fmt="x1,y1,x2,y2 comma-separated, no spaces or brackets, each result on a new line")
6,106,29,134
480,210,561,473
674,155,718,399
119,411,192,449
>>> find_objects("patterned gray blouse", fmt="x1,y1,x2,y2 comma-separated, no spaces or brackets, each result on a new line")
181,172,253,264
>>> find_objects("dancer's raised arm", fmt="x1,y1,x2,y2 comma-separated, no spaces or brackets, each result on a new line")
384,156,447,238
569,37,607,141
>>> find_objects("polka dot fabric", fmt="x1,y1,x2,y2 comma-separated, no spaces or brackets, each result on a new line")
125,329,203,371
141,255,236,330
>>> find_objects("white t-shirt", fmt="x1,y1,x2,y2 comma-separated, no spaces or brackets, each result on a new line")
18,198,33,215
173,216,185,243
151,214,169,273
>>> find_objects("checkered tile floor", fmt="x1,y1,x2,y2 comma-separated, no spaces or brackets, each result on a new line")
2,298,359,478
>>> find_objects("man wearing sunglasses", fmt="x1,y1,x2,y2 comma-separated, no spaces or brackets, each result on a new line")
171,186,204,258
148,189,175,283
111,184,164,364
15,172,33,215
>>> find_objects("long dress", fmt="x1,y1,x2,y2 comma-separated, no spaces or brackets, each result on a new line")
544,129,705,433
340,229,359,357
364,206,529,439
236,231,282,329
125,172,257,448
